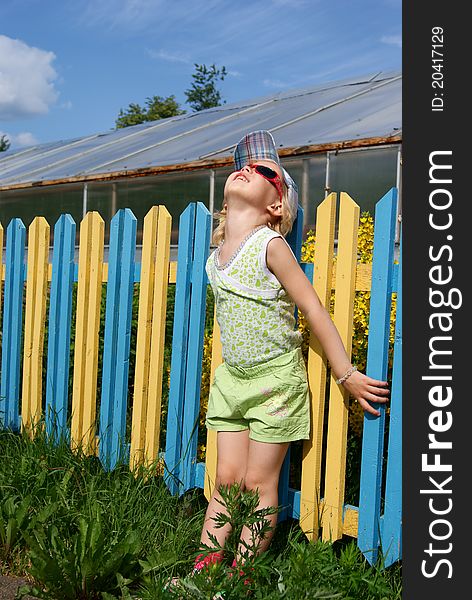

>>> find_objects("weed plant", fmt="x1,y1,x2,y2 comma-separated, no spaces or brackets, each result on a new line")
0,429,401,599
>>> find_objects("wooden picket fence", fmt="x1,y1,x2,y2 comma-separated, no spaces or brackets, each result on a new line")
0,188,402,567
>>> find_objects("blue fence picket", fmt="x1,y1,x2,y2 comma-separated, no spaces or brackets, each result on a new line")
286,206,304,262
180,202,211,493
0,219,26,431
99,209,137,470
45,214,76,443
381,234,402,567
358,188,398,564
278,205,304,522
165,203,196,494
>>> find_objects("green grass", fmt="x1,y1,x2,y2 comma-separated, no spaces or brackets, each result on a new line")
0,429,402,599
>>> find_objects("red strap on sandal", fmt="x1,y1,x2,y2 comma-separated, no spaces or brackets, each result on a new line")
193,551,224,572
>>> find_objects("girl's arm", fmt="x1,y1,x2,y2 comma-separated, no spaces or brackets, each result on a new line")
267,237,389,417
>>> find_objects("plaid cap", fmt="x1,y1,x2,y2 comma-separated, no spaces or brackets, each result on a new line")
233,130,298,223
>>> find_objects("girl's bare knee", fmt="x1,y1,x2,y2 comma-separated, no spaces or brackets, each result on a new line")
215,469,246,491
244,471,278,494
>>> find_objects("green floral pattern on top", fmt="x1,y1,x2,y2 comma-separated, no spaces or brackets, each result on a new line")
206,227,302,367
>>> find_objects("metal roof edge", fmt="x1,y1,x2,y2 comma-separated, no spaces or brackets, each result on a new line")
0,134,402,192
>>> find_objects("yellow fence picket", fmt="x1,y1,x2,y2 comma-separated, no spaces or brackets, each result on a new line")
204,307,222,500
130,206,171,471
21,217,50,434
300,193,336,541
145,207,172,468
71,212,104,455
322,192,360,541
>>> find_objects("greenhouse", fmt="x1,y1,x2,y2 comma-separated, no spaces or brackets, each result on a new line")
0,70,401,251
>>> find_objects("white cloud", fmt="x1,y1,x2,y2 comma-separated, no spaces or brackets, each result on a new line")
147,48,191,64
79,0,224,30
13,132,39,147
0,35,59,121
0,130,39,149
381,35,402,48
263,79,290,89
79,0,167,30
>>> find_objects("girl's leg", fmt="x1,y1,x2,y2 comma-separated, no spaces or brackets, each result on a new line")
200,430,250,551
238,439,289,558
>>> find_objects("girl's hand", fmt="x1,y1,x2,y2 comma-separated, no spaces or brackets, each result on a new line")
341,370,390,417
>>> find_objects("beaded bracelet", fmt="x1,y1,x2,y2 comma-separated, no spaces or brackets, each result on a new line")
336,365,358,385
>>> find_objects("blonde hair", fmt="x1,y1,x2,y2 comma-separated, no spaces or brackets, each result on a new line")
212,183,295,246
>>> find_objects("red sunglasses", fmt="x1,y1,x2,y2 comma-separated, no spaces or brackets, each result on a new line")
252,164,284,201
236,164,283,201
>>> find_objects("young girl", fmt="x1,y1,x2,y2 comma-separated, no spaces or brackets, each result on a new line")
193,130,389,576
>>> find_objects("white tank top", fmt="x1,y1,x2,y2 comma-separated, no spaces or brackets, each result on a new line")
206,226,302,367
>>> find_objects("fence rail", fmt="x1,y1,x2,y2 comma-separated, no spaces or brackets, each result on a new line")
0,189,402,566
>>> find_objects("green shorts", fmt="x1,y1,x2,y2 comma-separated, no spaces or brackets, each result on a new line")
205,347,311,443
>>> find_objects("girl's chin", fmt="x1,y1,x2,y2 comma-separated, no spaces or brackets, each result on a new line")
228,178,249,191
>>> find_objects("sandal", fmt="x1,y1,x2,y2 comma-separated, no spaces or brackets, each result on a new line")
164,552,224,595
193,551,224,573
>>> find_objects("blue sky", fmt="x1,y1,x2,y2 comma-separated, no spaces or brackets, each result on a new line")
0,0,401,150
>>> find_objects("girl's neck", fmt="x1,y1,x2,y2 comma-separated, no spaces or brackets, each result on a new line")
223,205,268,246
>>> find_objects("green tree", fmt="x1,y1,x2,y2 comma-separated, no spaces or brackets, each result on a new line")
185,63,227,111
0,134,11,152
115,94,185,129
